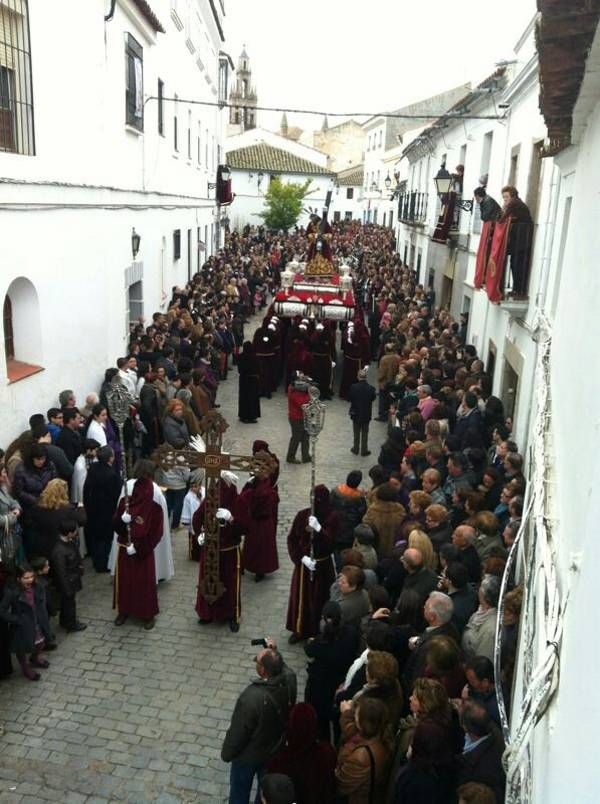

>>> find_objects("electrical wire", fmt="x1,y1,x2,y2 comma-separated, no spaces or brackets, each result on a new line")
0,203,216,212
143,94,505,122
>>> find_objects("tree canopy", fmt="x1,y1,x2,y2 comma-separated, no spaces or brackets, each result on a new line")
258,177,313,231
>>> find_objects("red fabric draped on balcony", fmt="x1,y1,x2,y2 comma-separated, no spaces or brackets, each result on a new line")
474,221,494,289
431,192,457,243
485,219,513,303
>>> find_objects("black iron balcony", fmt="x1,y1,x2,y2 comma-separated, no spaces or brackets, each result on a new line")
398,191,428,225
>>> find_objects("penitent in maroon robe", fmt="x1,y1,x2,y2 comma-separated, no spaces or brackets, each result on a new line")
239,476,279,576
113,477,163,621
286,486,338,640
193,481,242,624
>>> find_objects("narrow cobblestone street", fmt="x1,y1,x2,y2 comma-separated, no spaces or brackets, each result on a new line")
0,330,384,803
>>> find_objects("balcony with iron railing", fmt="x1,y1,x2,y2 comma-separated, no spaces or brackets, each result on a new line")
397,191,428,225
475,219,534,310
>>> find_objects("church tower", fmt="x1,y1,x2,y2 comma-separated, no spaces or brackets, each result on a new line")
228,47,257,134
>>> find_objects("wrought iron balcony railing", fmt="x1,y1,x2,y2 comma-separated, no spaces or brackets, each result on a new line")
398,191,428,224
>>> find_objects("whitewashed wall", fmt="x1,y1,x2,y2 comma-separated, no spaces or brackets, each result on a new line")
228,169,332,230
329,184,364,221
0,0,227,445
521,51,600,804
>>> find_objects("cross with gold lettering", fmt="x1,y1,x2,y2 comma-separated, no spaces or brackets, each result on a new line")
153,410,267,604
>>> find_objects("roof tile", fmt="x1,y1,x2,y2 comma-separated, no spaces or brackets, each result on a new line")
227,143,333,176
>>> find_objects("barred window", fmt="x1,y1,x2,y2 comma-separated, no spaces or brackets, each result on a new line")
125,33,143,131
0,0,34,155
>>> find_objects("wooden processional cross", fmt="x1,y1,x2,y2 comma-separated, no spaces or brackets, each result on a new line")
153,410,266,604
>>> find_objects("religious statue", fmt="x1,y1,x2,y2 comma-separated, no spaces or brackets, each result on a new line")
306,191,335,277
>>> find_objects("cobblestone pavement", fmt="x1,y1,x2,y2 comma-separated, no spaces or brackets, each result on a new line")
0,323,386,803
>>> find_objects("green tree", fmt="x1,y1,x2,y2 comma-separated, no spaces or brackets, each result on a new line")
258,177,313,231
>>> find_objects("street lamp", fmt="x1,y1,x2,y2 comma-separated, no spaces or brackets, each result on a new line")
384,173,392,191
433,162,453,198
131,228,141,260
433,162,473,212
220,164,231,182
257,170,264,188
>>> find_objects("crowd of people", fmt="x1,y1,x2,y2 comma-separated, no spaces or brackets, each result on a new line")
0,220,525,804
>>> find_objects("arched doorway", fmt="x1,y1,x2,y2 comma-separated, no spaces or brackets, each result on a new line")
3,277,43,379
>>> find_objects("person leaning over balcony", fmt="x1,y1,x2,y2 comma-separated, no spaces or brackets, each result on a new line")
473,187,501,222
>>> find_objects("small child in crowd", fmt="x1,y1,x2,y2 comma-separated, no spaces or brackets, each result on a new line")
180,470,205,561
50,520,86,633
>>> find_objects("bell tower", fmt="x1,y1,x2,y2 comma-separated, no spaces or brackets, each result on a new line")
228,46,257,134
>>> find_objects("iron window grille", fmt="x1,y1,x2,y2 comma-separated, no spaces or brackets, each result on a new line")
0,0,35,155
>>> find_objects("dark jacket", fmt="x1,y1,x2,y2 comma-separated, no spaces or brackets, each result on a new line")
403,567,438,603
349,380,377,424
12,461,57,510
458,730,506,803
83,462,123,529
403,622,461,691
29,504,86,559
50,539,83,597
330,487,367,549
453,409,484,447
427,523,452,554
46,444,74,481
305,625,360,730
56,427,83,465
450,586,478,636
459,545,482,585
479,194,502,222
221,673,291,766
162,414,190,448
0,582,53,654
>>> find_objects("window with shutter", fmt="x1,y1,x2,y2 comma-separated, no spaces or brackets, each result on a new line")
125,33,143,131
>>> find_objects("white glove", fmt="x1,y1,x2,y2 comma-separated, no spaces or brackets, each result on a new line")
126,543,136,556
263,336,269,342
331,361,336,368
308,515,321,532
301,555,317,572
121,512,132,524
197,532,205,546
216,508,233,522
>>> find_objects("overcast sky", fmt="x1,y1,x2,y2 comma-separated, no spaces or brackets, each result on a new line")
225,0,536,131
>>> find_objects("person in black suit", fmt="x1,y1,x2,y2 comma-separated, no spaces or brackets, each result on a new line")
348,368,377,457
402,590,460,693
458,700,506,803
445,562,478,636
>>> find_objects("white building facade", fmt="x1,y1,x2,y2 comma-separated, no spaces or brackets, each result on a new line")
225,129,333,230
0,0,229,445
330,164,364,222
397,27,548,451
504,6,600,803
398,9,600,802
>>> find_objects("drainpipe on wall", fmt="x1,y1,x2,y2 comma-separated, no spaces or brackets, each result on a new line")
105,0,117,22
